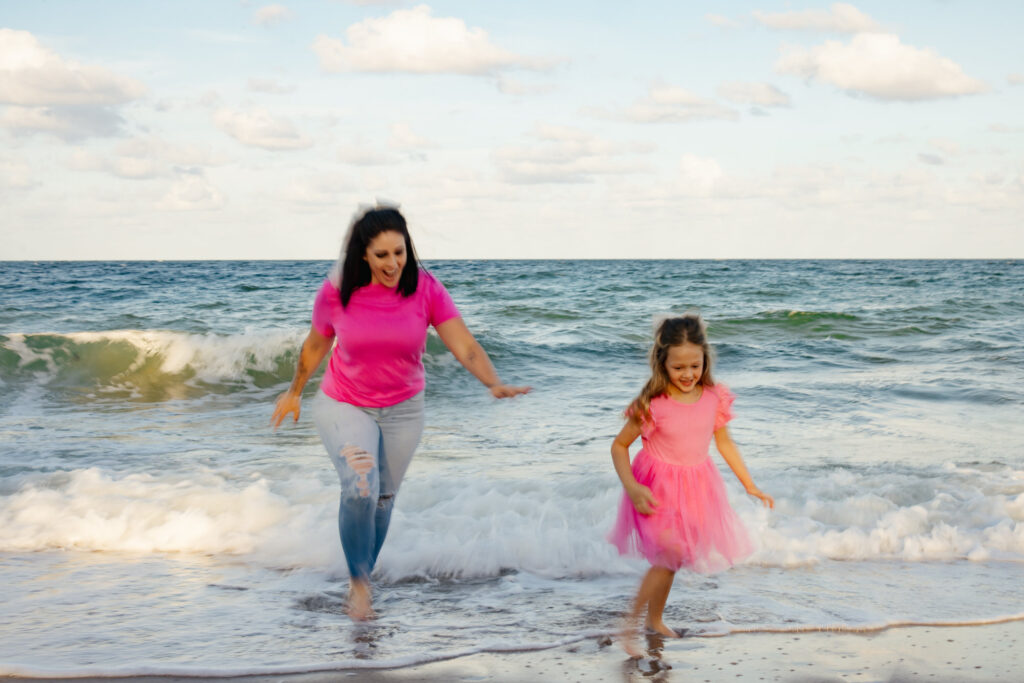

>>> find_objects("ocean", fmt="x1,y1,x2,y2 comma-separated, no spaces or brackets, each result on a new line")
1,259,1022,676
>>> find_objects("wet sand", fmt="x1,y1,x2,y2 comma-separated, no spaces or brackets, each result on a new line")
6,619,1023,682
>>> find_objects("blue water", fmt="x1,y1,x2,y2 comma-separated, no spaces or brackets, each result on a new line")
1,260,1023,676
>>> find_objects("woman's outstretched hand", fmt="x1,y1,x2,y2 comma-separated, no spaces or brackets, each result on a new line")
489,384,531,399
746,485,774,508
627,483,659,516
271,391,302,430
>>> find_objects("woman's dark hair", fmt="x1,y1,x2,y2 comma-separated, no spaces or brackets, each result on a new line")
339,207,420,307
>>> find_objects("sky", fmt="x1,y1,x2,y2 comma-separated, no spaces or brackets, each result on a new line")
1,1,1022,260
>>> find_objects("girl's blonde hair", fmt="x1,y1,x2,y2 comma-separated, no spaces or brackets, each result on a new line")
629,315,715,424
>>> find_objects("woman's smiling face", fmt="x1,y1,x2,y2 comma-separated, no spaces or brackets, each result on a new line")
364,230,407,288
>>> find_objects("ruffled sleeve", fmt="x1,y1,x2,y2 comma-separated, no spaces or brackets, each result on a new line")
624,402,656,438
711,384,735,431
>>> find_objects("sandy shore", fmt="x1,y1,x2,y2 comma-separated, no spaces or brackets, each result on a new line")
7,620,1022,682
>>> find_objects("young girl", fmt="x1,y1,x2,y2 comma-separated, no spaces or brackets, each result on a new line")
609,315,773,653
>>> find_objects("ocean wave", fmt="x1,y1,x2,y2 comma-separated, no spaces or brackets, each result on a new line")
2,462,1022,573
708,308,984,343
0,329,307,399
709,310,867,342
0,327,577,399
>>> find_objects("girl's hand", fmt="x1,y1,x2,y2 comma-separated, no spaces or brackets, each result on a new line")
627,484,659,516
489,384,531,399
746,485,774,509
271,391,302,430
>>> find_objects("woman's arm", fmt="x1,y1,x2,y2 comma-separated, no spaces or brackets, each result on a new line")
434,317,530,398
714,427,774,508
612,418,658,515
271,326,333,429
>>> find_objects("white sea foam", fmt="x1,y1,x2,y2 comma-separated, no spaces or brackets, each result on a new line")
2,462,1022,574
0,468,337,565
746,466,1024,566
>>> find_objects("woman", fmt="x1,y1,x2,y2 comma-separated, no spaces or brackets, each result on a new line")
271,206,529,620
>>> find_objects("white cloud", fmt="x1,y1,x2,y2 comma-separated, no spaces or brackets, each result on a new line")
198,90,223,108
389,122,433,150
213,107,313,150
0,29,145,106
0,153,36,193
706,14,740,29
285,173,353,206
988,123,1024,134
496,76,556,96
615,85,738,123
776,33,988,101
1008,73,1024,86
0,29,145,140
754,3,884,33
493,124,650,184
71,148,161,180
69,137,226,179
253,5,292,26
312,4,554,75
928,138,961,157
876,134,909,145
158,172,226,211
1,104,125,140
337,142,396,166
247,78,296,94
616,159,1022,256
404,165,506,200
678,154,725,197
717,82,791,107
625,157,1024,228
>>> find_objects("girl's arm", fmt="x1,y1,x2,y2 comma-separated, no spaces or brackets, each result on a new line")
271,326,334,429
611,418,659,515
434,317,531,398
714,426,774,508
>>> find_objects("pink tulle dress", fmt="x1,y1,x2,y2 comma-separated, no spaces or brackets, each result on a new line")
609,384,753,573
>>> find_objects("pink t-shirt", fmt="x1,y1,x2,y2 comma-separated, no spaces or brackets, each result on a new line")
311,271,460,407
635,385,735,467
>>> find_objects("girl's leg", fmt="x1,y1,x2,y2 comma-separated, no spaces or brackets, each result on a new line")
620,566,678,656
628,567,673,621
369,392,425,567
311,394,383,618
644,567,678,637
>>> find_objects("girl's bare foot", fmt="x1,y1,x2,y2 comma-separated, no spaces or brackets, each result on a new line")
347,579,374,621
617,617,644,658
645,619,682,638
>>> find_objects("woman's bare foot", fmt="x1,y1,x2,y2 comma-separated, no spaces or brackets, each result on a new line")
347,579,374,621
645,619,682,638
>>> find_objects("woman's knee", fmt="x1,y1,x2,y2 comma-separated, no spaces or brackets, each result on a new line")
340,443,377,498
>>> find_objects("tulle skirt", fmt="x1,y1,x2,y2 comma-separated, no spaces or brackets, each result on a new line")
609,451,753,573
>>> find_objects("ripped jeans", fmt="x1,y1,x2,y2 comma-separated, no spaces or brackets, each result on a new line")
311,390,425,581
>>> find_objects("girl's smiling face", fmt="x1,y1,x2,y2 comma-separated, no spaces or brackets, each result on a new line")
364,230,407,288
664,342,704,398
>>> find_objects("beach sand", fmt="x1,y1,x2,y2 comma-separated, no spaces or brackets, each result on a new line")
9,620,1022,682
